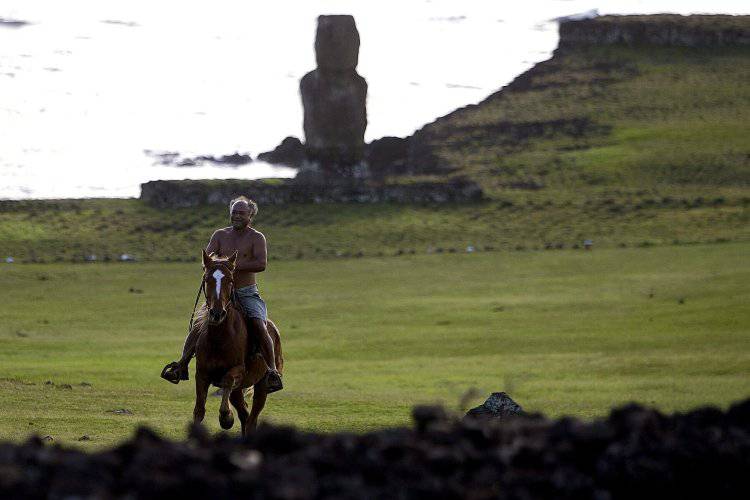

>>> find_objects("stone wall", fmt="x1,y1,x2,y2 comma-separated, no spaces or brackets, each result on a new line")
140,178,483,208
559,14,750,48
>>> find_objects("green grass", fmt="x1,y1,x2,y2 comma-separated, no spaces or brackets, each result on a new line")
0,196,748,263
1,243,748,449
424,45,750,193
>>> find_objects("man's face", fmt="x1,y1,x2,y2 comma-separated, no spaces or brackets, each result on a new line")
230,201,251,229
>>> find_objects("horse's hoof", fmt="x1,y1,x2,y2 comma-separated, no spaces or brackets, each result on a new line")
263,370,284,393
219,410,234,430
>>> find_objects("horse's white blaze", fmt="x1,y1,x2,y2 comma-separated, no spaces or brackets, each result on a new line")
212,269,224,299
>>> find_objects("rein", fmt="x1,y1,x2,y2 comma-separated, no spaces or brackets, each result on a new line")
187,278,205,335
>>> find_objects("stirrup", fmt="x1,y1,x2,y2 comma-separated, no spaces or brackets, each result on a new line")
161,361,188,384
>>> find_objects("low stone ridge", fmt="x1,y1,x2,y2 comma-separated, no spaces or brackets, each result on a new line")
1,399,748,498
465,392,525,419
139,177,483,208
559,14,750,48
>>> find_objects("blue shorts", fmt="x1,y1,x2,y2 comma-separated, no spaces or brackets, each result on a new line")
234,284,267,321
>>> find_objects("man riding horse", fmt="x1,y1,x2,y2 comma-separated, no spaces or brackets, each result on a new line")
161,196,283,393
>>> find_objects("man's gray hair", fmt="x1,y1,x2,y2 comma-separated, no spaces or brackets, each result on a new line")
229,196,258,219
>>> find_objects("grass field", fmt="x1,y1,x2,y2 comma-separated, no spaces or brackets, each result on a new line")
1,243,748,449
1,20,749,451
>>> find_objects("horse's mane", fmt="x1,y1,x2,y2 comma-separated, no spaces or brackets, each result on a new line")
191,301,243,336
191,303,210,336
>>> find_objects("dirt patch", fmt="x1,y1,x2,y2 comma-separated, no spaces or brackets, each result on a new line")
0,399,748,498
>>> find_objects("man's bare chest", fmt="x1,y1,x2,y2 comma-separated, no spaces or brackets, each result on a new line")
219,232,255,259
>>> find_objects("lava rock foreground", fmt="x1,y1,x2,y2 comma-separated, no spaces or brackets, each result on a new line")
1,399,749,499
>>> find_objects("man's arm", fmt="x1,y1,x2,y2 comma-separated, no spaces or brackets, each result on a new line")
235,233,267,272
206,230,221,255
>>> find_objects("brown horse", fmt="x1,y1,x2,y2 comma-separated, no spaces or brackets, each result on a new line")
192,249,283,435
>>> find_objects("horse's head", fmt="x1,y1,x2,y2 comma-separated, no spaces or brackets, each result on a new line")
202,249,237,325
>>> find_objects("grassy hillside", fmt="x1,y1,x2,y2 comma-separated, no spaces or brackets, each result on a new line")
1,244,748,448
417,44,750,194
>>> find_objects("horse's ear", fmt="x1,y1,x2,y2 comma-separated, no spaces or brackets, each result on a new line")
202,248,211,268
227,251,238,269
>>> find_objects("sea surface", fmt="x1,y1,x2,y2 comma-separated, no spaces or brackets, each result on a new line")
1,0,747,199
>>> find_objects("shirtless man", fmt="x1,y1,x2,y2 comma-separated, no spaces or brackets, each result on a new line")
161,196,283,393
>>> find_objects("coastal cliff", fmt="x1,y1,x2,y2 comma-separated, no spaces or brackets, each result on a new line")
140,14,749,208
394,14,750,196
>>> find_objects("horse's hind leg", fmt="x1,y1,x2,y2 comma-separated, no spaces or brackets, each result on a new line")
193,373,209,425
229,388,250,436
246,385,268,433
218,366,244,430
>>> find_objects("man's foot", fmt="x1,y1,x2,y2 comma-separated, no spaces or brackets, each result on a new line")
263,369,283,393
160,361,189,384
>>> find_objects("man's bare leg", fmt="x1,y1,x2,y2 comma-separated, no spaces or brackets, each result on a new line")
250,318,283,393
161,326,201,384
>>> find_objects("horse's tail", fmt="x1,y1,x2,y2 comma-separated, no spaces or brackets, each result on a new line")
266,319,284,375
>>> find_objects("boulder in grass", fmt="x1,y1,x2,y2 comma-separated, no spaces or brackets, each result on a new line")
465,392,524,420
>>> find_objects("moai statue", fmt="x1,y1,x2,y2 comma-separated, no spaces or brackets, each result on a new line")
300,15,367,178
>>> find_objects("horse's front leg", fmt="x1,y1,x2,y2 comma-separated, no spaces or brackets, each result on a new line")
218,365,244,430
193,372,209,425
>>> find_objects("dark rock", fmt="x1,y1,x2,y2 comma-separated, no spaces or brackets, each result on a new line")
144,150,252,168
1,399,750,498
109,409,133,416
365,136,409,178
215,153,253,166
0,18,30,29
465,392,524,419
257,136,305,168
412,405,450,433
301,15,367,177
78,435,90,441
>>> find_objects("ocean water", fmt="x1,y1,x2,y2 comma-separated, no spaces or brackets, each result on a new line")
1,0,747,199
